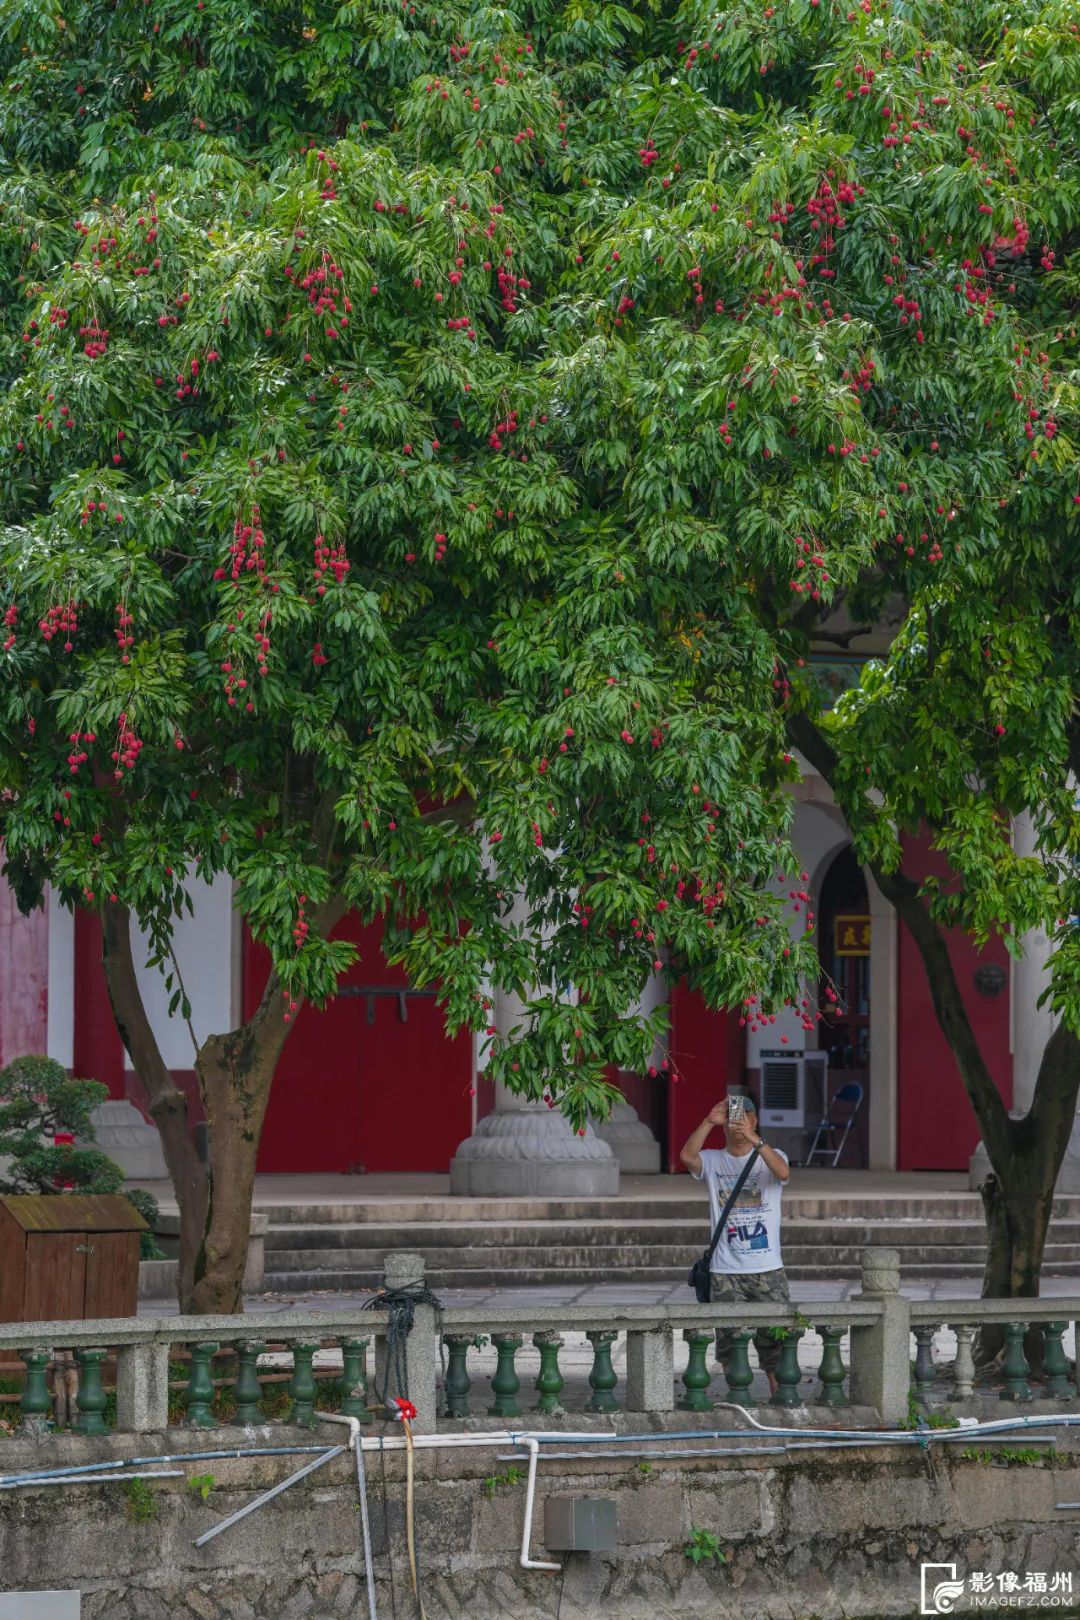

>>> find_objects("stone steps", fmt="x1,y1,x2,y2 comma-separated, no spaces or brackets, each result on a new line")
258,1193,1080,1294
264,1218,1080,1252
266,1235,1080,1261
262,1195,1080,1224
264,1260,1080,1293
264,1238,1080,1283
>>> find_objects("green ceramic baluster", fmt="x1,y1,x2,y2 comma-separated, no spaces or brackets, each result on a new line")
912,1324,938,1399
721,1330,755,1409
769,1330,804,1408
1000,1322,1032,1402
586,1331,619,1414
233,1340,265,1427
73,1347,109,1435
184,1343,219,1428
1041,1323,1072,1400
289,1342,319,1427
534,1332,565,1415
680,1329,714,1412
342,1339,371,1422
816,1325,849,1406
20,1348,52,1428
488,1334,522,1418
443,1335,472,1419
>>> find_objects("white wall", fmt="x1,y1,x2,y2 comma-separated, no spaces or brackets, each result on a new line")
46,889,75,1069
125,873,234,1070
745,802,849,1066
1011,813,1056,1114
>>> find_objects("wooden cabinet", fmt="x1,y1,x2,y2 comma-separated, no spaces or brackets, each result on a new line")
0,1194,146,1322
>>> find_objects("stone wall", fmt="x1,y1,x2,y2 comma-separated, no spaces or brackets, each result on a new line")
2,1426,1080,1619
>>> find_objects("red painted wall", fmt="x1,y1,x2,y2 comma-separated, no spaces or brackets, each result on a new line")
72,909,125,1096
0,879,49,1069
896,833,1012,1170
666,982,744,1173
247,915,474,1173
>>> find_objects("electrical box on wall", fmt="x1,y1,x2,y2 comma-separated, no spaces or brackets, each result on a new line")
544,1497,617,1552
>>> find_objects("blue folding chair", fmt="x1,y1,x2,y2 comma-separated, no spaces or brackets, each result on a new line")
802,1080,865,1167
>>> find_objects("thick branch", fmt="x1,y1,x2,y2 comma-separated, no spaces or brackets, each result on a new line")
1024,1020,1080,1179
188,890,349,1312
100,902,209,1308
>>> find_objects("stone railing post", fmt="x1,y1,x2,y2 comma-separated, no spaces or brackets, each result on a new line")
244,1213,269,1294
375,1252,437,1434
849,1247,910,1425
115,1341,171,1432
625,1328,674,1412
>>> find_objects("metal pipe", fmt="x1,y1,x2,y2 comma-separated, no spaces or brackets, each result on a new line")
343,1427,562,1575
329,1428,569,1574
0,1444,331,1488
355,1417,1069,1455
359,1430,615,1452
711,1403,1080,1440
496,1434,1059,1463
0,1469,185,1490
192,1446,345,1547
499,1445,790,1463
362,1430,742,1455
320,1415,378,1620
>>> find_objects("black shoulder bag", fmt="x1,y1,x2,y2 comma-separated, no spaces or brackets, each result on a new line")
687,1148,760,1303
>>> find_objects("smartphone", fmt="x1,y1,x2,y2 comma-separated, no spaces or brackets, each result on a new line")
727,1096,746,1125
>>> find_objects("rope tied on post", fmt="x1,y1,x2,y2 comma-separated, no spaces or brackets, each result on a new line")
362,1278,442,1620
362,1279,444,1411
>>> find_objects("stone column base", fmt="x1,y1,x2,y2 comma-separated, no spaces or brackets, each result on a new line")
970,1115,1080,1192
450,1109,619,1197
593,1102,661,1174
89,1100,168,1181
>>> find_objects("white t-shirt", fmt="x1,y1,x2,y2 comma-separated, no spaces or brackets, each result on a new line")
692,1147,789,1274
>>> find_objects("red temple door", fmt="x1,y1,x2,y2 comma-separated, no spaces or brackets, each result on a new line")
248,916,473,1173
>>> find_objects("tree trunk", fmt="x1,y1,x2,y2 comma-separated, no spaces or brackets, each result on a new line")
188,971,296,1314
100,903,209,1310
974,1021,1080,1365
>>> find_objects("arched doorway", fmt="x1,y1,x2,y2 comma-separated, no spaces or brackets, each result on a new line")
816,846,870,1165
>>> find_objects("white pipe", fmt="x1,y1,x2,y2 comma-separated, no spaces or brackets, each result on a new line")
711,1403,1080,1442
338,1428,566,1574
320,1416,379,1620
518,1438,560,1573
357,1430,613,1452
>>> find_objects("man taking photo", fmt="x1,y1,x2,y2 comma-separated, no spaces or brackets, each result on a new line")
680,1093,791,1397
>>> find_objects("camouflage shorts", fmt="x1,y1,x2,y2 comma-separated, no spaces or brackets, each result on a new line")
709,1267,791,1375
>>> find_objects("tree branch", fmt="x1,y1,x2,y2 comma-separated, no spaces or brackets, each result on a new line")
100,902,209,1308
787,710,1013,1165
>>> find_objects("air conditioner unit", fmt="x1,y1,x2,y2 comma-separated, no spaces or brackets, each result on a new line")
758,1050,828,1130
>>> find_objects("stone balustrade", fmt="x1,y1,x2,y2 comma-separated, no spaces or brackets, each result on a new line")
2,1248,1078,1440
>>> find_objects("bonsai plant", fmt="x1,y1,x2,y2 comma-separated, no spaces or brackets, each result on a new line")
0,1054,159,1251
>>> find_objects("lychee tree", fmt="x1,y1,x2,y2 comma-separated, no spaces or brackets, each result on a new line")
1,0,1078,1309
